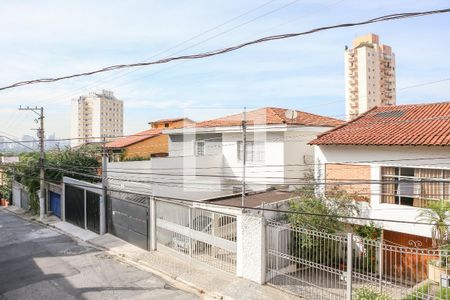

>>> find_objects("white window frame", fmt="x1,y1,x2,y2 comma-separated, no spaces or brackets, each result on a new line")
195,141,205,156
237,141,264,162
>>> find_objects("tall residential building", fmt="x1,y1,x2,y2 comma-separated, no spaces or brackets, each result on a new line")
345,33,396,120
71,90,123,147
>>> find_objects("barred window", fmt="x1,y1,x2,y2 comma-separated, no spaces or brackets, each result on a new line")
195,141,205,156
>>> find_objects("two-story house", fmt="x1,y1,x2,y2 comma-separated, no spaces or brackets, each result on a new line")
309,101,450,247
149,107,343,200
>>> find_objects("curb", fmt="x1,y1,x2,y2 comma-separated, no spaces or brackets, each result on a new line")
87,239,220,299
1,208,224,300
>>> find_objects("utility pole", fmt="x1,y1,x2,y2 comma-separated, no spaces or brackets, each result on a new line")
241,107,247,207
19,106,45,220
100,136,107,235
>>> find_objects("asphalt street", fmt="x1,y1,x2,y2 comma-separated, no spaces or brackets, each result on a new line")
0,210,199,300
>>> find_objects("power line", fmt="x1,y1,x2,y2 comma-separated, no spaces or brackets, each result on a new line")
1,8,449,92
7,169,441,227
2,110,450,146
38,0,286,105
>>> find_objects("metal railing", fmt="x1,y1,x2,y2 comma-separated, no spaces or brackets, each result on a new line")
266,220,450,299
155,200,237,273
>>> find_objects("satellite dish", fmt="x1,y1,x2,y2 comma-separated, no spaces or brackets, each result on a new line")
285,109,298,121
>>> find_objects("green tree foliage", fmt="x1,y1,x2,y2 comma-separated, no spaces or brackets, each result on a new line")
416,201,450,248
287,186,360,266
288,186,360,233
354,222,382,240
355,287,392,300
12,146,100,214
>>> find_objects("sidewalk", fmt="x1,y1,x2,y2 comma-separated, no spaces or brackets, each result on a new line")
2,206,299,300
88,234,299,300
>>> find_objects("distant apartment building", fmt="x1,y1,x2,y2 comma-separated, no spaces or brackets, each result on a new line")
71,90,123,147
345,33,396,120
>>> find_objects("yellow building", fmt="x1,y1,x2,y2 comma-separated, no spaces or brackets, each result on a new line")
106,118,193,161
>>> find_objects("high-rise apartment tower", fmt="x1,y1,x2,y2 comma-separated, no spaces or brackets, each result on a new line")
71,90,123,147
345,33,396,120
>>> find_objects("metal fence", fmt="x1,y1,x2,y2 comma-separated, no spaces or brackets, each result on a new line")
266,220,450,300
155,200,237,273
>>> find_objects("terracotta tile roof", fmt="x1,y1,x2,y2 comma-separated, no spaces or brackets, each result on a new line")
106,128,162,148
309,102,450,146
149,117,193,124
194,107,343,128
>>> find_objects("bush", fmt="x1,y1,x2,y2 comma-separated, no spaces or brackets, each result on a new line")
437,287,450,299
354,287,392,300
402,282,430,300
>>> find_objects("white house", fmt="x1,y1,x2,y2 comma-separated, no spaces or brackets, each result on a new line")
108,107,343,201
309,101,450,247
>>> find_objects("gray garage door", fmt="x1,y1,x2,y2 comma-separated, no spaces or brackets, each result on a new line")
107,191,149,250
20,189,30,210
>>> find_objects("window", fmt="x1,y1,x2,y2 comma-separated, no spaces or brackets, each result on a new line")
164,123,170,128
381,167,450,207
195,141,205,156
237,141,264,162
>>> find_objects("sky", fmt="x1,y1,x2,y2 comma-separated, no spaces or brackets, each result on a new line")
0,0,449,140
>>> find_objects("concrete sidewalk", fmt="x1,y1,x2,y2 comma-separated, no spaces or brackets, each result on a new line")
88,234,299,300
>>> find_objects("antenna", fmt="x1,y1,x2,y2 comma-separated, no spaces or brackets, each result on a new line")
285,109,298,122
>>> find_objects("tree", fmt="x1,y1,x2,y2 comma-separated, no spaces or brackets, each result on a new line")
288,186,360,233
12,146,100,214
416,201,450,248
287,186,360,266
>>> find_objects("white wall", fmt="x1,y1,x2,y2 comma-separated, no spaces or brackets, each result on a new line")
283,130,323,183
108,150,229,200
107,160,153,195
316,145,450,238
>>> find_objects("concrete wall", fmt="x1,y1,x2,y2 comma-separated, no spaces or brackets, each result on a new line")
236,212,266,284
107,160,153,195
108,155,228,200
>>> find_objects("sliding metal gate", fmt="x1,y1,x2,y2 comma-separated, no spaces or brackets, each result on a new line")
64,184,100,234
107,191,149,250
156,200,237,273
86,191,100,234
65,184,84,228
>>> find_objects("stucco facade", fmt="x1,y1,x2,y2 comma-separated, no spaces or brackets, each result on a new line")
315,144,450,239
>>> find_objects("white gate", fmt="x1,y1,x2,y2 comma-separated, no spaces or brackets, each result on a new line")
155,200,237,273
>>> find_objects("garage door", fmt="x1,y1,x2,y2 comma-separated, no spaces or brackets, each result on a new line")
49,191,61,218
20,189,30,210
65,185,85,228
108,192,149,250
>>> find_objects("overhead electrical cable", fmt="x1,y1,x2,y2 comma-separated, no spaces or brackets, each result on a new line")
1,8,449,91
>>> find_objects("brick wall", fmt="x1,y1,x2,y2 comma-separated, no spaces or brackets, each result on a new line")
325,163,371,200
124,134,168,159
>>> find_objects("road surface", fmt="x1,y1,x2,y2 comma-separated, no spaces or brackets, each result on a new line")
0,209,198,300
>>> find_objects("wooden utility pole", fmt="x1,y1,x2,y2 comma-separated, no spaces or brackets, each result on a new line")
19,106,45,220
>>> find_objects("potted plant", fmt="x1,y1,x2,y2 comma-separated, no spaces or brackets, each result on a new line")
416,201,450,282
428,244,450,282
0,191,9,207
